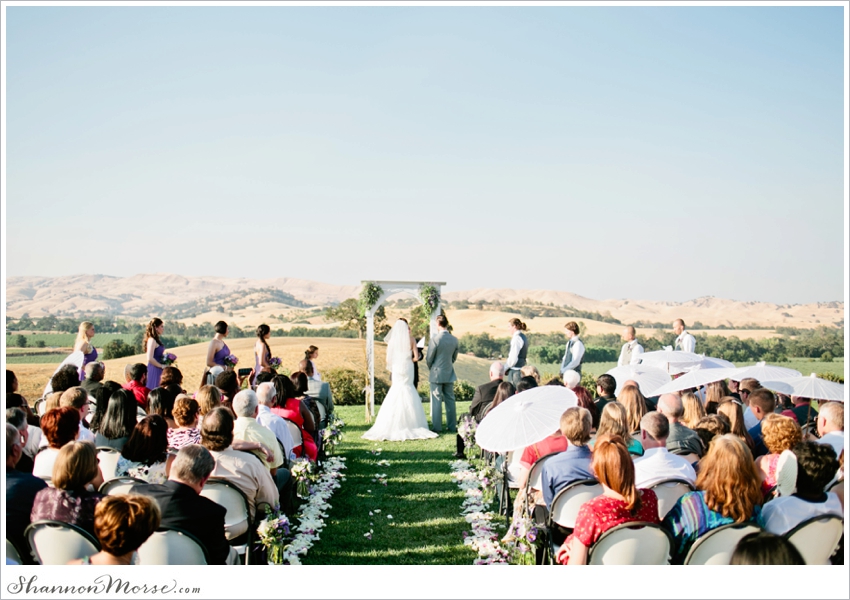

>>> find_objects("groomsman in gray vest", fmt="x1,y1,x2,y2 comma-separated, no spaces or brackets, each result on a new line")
560,321,585,376
426,315,459,433
672,319,696,353
618,326,644,366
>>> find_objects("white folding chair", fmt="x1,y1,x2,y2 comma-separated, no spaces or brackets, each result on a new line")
588,522,672,565
523,453,560,515
137,527,209,565
34,397,47,417
96,447,122,481
207,366,224,386
649,478,695,519
549,479,604,530
315,401,327,429
25,520,100,565
684,522,762,565
6,539,23,565
284,418,303,449
784,515,844,565
200,478,251,543
136,406,147,422
99,476,147,496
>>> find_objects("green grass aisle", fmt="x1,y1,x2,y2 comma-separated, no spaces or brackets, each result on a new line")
305,402,476,565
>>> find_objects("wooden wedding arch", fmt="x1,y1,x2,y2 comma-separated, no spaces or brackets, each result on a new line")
362,280,445,422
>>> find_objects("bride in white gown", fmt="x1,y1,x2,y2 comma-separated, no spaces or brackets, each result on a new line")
362,319,438,441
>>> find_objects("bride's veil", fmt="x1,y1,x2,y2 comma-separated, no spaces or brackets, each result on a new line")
384,320,411,371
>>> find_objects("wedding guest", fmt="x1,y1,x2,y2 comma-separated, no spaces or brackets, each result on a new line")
67,495,160,566
31,441,105,536
617,326,644,366
672,319,695,353
761,441,842,535
271,375,317,461
662,434,764,563
754,414,802,495
790,395,818,427
633,412,696,488
147,387,177,429
559,321,585,376
7,423,48,563
81,361,105,399
50,364,83,396
167,396,201,449
159,366,183,389
88,380,122,434
7,369,39,427
215,370,243,410
232,390,285,473
516,376,538,393
657,394,704,457
504,319,529,387
44,391,63,413
6,409,35,473
256,382,297,461
123,363,150,409
254,324,273,384
196,385,222,427
717,397,755,451
143,318,166,390
703,380,731,415
692,414,731,454
564,370,598,429
739,378,762,429
33,407,80,479
730,532,805,565
617,385,647,438
481,381,516,419
95,389,138,451
746,388,777,458
290,371,320,441
541,407,595,508
59,387,96,444
468,362,504,423
75,321,98,379
591,402,644,456
817,402,844,458
305,345,321,382
594,374,617,414
520,365,541,385
555,436,660,565
115,415,172,484
681,392,706,429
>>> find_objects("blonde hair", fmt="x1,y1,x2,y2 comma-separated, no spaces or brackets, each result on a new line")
560,407,592,446
45,392,63,413
761,413,802,454
75,321,94,355
617,385,648,433
53,441,99,490
520,365,541,384
681,392,706,428
597,402,631,441
196,385,222,417
697,434,762,522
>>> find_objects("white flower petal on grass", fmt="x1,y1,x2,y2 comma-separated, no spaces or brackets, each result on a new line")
387,515,393,519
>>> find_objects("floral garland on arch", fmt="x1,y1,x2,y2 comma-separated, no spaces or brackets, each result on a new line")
450,459,510,565
359,282,383,317
419,284,441,318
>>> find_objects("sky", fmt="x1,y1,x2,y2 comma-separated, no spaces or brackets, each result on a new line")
3,5,846,304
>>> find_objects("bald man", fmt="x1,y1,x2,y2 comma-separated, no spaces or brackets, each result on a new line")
657,393,703,457
618,326,644,366
672,319,696,353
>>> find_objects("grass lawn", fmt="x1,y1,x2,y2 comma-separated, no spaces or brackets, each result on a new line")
305,402,479,565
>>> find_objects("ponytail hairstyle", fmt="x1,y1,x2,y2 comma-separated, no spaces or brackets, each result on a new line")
508,318,527,332
305,345,319,360
256,324,271,359
75,321,94,354
143,318,163,352
592,435,641,513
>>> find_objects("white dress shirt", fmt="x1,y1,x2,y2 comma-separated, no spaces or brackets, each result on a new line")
561,337,585,373
618,340,645,366
256,404,297,461
675,331,696,353
504,331,525,371
743,406,759,430
633,446,697,488
817,431,845,460
762,493,843,535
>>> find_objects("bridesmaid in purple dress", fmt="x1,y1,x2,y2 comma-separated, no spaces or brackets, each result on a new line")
144,318,166,389
206,321,231,369
253,324,272,386
75,321,98,381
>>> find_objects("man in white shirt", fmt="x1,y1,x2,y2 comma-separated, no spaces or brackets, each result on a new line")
617,326,644,367
816,402,844,459
560,321,585,376
256,382,297,462
672,319,696,354
633,411,696,488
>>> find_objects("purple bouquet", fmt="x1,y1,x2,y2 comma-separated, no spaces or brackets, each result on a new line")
269,356,282,371
224,354,239,368
161,353,177,366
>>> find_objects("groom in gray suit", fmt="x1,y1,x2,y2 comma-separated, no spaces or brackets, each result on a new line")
426,315,459,433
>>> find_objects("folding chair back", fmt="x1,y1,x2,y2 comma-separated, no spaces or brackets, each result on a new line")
137,527,209,565
549,479,604,529
96,447,122,481
649,479,695,519
200,478,251,541
784,515,844,565
6,539,23,565
315,401,327,429
684,522,762,565
588,522,672,565
524,453,560,516
34,397,47,417
99,476,147,496
284,419,303,448
25,520,100,565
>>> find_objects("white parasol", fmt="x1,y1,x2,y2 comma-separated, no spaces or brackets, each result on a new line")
729,362,802,382
759,373,845,402
645,366,739,397
638,349,703,374
606,364,672,397
475,386,578,453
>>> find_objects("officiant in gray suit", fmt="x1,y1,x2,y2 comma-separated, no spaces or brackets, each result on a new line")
426,315,459,433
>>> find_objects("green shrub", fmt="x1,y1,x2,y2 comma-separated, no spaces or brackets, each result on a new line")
817,372,844,384
325,368,389,405
821,351,833,362
581,371,598,396
14,334,27,348
102,339,136,360
35,340,46,348
454,380,475,404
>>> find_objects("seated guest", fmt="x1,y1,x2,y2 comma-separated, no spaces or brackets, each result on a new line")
6,424,48,564
703,380,730,415
717,397,755,451
730,531,805,565
515,427,566,498
196,385,222,428
80,362,106,400
545,377,564,386
33,407,80,479
469,362,504,424
746,388,777,458
790,395,818,427
6,408,35,473
256,382,297,462
762,441,842,535
520,365,541,385
481,381,516,420
617,385,647,438
633,412,696,488
271,375,317,461
817,402,844,458
67,495,160,566
201,408,280,522
123,364,150,410
738,378,761,429
541,407,595,509
563,370,598,429
681,392,706,429
232,390,285,473
754,414,802,496
159,366,184,389
31,441,104,536
147,388,177,429
594,374,617,414
555,436,660,565
7,369,39,426
290,371,320,441
88,380,121,434
131,444,236,565
299,359,335,419
516,376,538,393
692,414,731,455
255,372,275,387
95,389,138,451
662,434,764,563
591,402,644,456
168,396,201,449
46,364,83,396
115,415,172,484
657,394,704,457
59,387,96,444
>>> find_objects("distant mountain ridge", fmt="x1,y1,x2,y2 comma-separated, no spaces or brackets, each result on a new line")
5,274,843,329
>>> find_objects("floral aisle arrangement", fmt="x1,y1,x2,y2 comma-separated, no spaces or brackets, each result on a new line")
503,514,539,565
257,506,291,565
223,354,238,368
161,353,177,367
450,459,510,565
322,415,345,455
290,458,320,498
458,415,477,452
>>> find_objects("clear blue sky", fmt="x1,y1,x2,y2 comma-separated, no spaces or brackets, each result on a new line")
4,6,846,304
